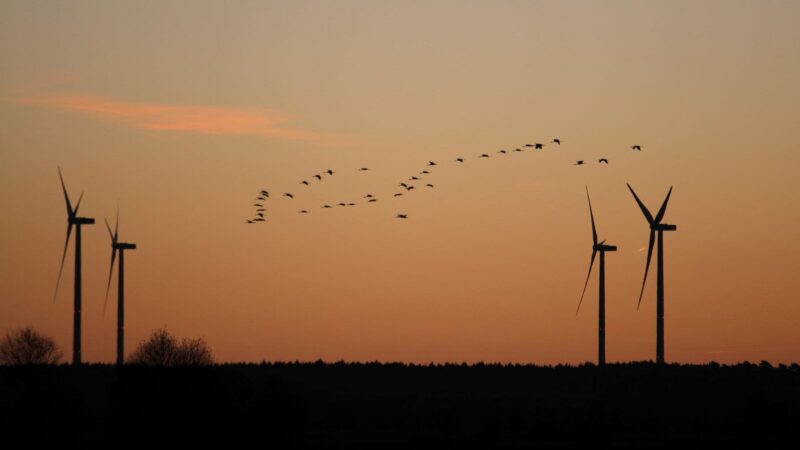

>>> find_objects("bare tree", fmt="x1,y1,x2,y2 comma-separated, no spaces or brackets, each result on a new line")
0,326,63,365
129,328,213,366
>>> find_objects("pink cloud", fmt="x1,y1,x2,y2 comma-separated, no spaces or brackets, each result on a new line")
16,93,340,144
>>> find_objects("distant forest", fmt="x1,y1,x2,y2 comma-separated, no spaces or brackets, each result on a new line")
2,362,798,448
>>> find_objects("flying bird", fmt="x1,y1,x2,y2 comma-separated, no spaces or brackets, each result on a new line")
426,184,434,188
455,158,464,162
393,193,403,197
326,169,334,175
301,180,309,186
256,212,264,217
260,191,270,197
420,170,430,174
396,214,408,219
498,150,507,154
599,158,609,164
314,174,322,180
524,144,533,147
479,153,490,158
253,203,263,207
338,202,346,207
553,138,561,145
409,176,419,181
514,148,522,152
257,197,266,201
283,193,294,199
359,167,369,171
348,202,356,206
365,194,374,198
631,145,642,151
254,218,265,222
299,210,309,214
534,143,544,150
256,208,265,212
427,161,437,166
574,160,585,165
323,205,332,208
406,186,415,191
368,199,377,203
246,220,254,224
399,182,408,188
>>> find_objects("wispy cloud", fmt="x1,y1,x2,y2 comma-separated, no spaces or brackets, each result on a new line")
15,92,341,144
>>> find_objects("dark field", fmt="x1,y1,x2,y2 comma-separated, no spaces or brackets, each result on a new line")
1,362,798,448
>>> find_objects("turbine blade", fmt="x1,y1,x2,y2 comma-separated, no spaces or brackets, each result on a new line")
576,249,597,315
54,223,73,302
586,187,597,245
653,186,673,224
627,183,654,224
114,207,119,241
103,247,117,318
637,230,656,310
105,218,114,242
58,167,73,217
73,191,84,216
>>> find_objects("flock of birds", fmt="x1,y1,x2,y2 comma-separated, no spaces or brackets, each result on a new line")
246,140,644,223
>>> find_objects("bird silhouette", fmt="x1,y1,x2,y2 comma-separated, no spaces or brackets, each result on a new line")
326,169,334,175
498,150,507,154
246,220,254,224
365,194,374,198
406,186,415,191
299,210,309,214
260,191,270,197
534,143,544,149
524,144,533,148
323,205,332,208
393,193,403,197
427,161,437,166
399,182,408,188
553,138,561,145
256,208,265,212
301,181,309,186
455,158,465,163
254,203,263,207
359,167,369,171
257,196,266,201
631,145,642,151
283,193,294,199
599,158,609,164
426,184,434,188
396,214,408,219
254,218,265,222
514,148,522,152
368,198,377,203
409,176,419,181
256,212,264,217
479,153,490,158
420,170,430,174
314,174,322,180
574,160,584,165
348,202,356,206
338,202,346,207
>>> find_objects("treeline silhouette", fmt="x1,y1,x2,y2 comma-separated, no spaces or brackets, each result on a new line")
1,362,798,448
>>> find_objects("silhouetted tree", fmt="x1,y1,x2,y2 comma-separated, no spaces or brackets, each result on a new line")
128,328,213,366
0,326,63,365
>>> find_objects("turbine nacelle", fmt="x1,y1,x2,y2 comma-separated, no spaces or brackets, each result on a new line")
113,242,137,250
71,217,95,225
653,223,677,232
594,243,617,252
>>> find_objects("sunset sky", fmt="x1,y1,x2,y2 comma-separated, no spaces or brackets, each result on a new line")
1,1,798,365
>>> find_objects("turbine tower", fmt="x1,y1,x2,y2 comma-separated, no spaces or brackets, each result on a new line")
577,188,617,366
627,183,676,364
54,167,95,366
104,211,137,366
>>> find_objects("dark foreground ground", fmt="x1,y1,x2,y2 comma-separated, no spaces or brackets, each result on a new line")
1,362,798,448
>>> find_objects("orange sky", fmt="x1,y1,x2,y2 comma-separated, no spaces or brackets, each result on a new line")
1,1,799,365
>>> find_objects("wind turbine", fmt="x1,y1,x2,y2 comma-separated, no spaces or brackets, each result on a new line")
627,183,676,364
54,167,95,366
576,188,617,366
103,210,137,366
